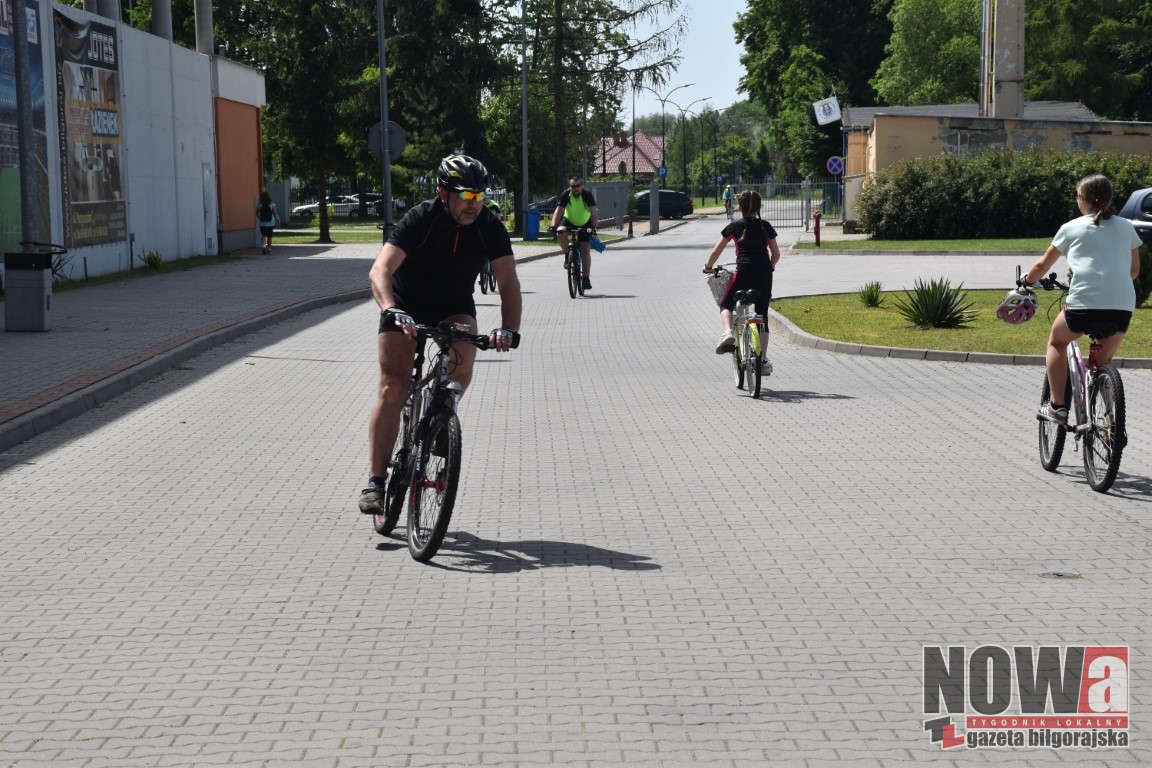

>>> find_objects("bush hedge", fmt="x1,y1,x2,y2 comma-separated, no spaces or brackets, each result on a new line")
856,149,1152,240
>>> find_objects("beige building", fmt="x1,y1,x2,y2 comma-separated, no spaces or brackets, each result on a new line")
840,102,1152,223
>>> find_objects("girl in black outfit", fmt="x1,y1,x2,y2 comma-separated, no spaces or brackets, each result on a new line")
703,190,781,354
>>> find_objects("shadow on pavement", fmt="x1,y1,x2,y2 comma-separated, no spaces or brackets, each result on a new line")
383,532,662,573
756,389,856,403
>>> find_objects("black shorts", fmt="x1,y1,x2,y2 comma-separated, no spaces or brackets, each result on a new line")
719,267,773,315
378,301,477,333
1063,308,1131,339
260,226,274,237
560,219,592,243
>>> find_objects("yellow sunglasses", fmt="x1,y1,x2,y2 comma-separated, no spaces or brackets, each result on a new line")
455,189,488,202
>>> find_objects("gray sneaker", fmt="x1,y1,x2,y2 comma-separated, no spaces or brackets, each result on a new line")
715,332,735,354
761,357,773,376
1038,403,1069,425
358,486,384,514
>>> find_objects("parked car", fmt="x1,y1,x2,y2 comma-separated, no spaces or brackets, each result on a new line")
292,195,359,221
527,195,559,216
349,193,408,217
633,189,694,219
1117,187,1152,248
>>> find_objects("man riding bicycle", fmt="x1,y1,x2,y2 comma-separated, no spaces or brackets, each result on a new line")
359,154,522,515
549,176,598,291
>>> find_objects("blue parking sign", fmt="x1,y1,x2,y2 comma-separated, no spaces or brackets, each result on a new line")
657,166,667,178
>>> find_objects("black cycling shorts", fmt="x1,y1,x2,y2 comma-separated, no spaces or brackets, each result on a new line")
1063,308,1132,339
379,301,477,333
560,219,592,243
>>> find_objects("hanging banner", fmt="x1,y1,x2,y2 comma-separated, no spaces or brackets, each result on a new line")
54,10,125,247
0,0,49,254
813,96,842,126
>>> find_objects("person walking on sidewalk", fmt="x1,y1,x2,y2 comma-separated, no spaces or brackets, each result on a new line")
359,154,522,514
256,190,280,254
703,189,781,354
549,177,598,291
1021,173,1141,425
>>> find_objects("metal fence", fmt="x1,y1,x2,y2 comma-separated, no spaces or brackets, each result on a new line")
736,176,844,230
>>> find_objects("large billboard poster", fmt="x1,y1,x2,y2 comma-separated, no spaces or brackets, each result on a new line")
0,0,49,254
54,10,124,247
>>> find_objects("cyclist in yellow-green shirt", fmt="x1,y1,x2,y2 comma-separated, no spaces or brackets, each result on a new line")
549,176,598,291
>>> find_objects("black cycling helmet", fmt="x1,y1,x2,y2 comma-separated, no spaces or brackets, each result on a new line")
436,154,489,192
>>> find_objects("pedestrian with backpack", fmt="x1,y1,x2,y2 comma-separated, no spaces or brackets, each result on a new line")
256,190,281,254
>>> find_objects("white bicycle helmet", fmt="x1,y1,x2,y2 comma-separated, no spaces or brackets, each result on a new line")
996,287,1037,324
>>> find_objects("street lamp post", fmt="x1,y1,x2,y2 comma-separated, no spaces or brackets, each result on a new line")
705,107,726,203
639,83,694,181
668,97,706,197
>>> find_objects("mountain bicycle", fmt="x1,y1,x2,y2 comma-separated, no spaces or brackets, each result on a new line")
556,224,593,298
1032,273,1127,493
372,314,520,561
708,264,769,398
478,257,497,295
724,196,734,221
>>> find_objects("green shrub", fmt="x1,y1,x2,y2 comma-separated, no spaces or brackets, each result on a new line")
892,278,978,328
856,149,1152,240
1136,244,1152,308
857,281,885,307
143,251,163,270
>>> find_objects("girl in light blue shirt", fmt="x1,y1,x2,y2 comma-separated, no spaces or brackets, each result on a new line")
1021,174,1141,425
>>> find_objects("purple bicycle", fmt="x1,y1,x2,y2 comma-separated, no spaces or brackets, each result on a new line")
1034,273,1127,492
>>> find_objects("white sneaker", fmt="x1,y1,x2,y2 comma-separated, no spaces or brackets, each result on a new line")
761,357,773,376
715,332,735,354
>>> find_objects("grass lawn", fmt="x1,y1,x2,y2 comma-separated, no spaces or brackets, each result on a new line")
793,237,1052,251
772,289,1152,357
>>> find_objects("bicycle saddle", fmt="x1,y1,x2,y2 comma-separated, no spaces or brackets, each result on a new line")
734,289,761,303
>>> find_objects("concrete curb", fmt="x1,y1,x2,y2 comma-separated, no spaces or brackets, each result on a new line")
766,308,1152,368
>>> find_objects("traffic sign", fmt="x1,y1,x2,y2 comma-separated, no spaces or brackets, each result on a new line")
715,175,724,184
657,166,667,178
369,121,406,162
825,155,844,175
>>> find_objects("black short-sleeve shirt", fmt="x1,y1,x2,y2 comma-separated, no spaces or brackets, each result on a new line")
387,199,513,315
720,217,778,270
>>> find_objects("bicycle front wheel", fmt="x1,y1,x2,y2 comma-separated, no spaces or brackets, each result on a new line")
488,269,498,293
407,409,463,562
1083,365,1125,493
478,267,489,295
567,254,580,299
1038,375,1067,472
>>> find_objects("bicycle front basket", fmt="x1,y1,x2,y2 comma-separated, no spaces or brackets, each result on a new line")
707,267,732,307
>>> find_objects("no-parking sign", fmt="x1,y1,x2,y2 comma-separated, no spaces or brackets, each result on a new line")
826,156,844,175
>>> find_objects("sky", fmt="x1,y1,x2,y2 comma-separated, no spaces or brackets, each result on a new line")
629,0,745,121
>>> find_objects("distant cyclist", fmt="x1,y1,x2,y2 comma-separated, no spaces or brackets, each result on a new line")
703,189,780,354
359,154,522,515
549,177,598,291
1019,173,1141,425
722,184,733,217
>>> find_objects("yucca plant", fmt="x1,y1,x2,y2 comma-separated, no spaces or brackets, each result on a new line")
857,281,885,308
892,278,978,328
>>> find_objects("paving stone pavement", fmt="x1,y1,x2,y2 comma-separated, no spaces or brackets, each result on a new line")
1,220,1149,766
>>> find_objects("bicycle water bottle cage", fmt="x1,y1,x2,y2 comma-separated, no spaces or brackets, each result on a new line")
734,289,760,303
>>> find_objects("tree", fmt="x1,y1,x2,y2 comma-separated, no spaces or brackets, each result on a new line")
1026,0,1151,120
870,0,980,105
734,0,891,172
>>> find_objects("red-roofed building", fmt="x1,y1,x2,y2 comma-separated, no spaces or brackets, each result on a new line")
590,129,665,183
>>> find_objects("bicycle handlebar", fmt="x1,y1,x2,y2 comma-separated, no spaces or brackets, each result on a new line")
1017,269,1068,292
382,311,520,350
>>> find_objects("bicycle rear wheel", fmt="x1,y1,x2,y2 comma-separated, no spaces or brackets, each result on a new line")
1038,375,1067,472
407,409,462,562
746,322,764,400
744,322,761,398
373,429,410,536
1083,365,1125,493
